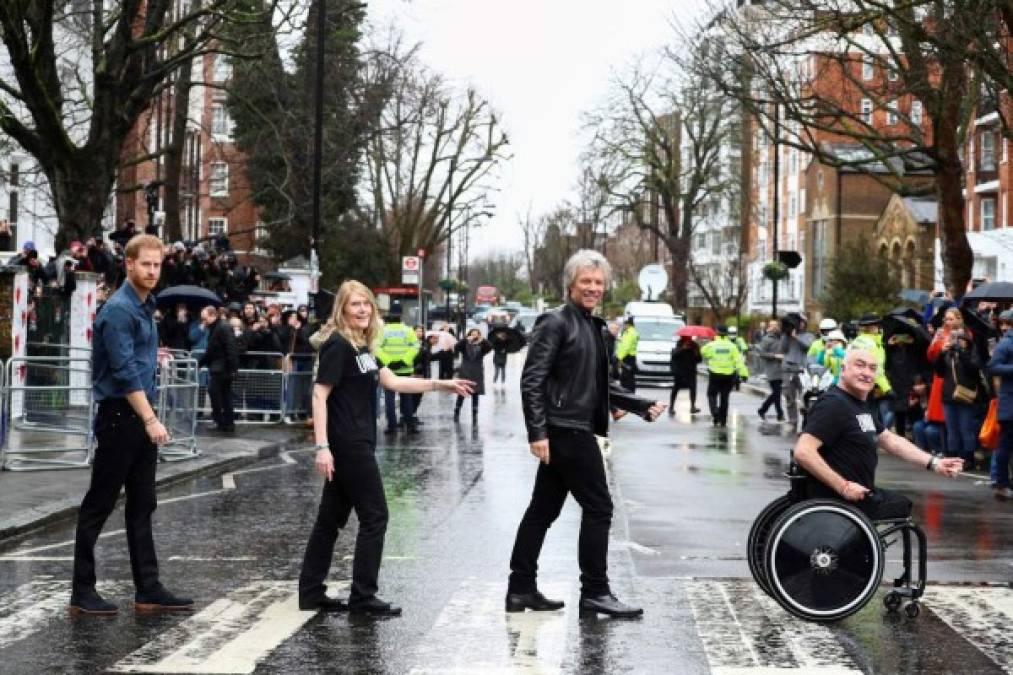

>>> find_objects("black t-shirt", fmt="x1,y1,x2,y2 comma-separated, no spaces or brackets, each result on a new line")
802,385,883,489
316,334,380,447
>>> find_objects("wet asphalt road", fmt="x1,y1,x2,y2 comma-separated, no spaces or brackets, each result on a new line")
0,360,1011,674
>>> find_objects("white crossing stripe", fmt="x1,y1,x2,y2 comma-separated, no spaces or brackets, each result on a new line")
929,586,1013,673
109,580,336,674
0,579,133,651
685,580,861,674
409,579,570,674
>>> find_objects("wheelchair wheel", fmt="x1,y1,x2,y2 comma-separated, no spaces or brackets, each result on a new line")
747,495,794,597
764,499,883,622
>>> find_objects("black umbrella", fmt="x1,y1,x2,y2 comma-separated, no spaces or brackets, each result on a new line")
888,306,922,322
156,285,222,309
882,314,931,346
962,281,1013,303
488,325,526,353
263,271,292,281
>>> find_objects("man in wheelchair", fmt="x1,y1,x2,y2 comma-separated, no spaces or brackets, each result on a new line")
747,346,964,622
795,346,964,517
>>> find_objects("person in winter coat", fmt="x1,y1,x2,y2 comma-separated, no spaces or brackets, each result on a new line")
492,331,510,387
885,332,927,436
454,328,492,422
757,320,785,421
158,303,192,350
987,309,1013,500
669,336,702,413
411,326,433,417
198,306,240,432
437,325,457,380
925,308,965,454
933,328,985,468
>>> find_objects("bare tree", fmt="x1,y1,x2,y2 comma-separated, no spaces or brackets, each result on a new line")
360,38,509,278
518,206,545,294
695,0,987,295
585,50,741,308
0,0,284,248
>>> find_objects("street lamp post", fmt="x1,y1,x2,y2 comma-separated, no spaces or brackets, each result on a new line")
310,0,326,291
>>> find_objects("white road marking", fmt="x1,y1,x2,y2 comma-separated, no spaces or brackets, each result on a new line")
0,448,311,559
0,579,133,650
408,578,570,674
166,556,258,562
614,540,660,556
929,586,1013,673
109,580,331,674
686,580,860,674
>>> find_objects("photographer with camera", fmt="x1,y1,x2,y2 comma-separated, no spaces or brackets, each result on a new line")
779,313,813,429
932,321,986,469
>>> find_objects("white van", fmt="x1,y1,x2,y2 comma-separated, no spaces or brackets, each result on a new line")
623,301,675,319
621,302,685,386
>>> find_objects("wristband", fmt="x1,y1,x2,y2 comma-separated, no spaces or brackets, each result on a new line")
926,456,938,472
314,442,330,451
143,416,158,427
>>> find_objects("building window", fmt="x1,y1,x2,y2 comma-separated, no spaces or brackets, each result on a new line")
980,132,996,171
1003,137,1009,164
982,198,996,230
211,104,232,139
695,233,706,251
209,162,229,197
711,232,721,255
911,101,923,125
862,56,874,81
208,217,228,236
888,66,899,82
861,99,873,125
213,54,232,82
811,219,829,298
887,101,899,126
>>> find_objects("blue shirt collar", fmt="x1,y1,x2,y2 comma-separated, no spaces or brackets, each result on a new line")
122,281,156,314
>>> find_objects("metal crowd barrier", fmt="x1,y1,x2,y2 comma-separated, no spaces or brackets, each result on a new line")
154,356,201,462
283,354,315,421
1,356,94,471
193,351,286,424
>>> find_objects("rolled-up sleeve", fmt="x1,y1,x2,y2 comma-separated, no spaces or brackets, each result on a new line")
99,304,145,393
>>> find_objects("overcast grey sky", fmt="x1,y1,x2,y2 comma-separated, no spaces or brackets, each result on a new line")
367,0,711,258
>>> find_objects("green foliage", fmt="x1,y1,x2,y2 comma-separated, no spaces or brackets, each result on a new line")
319,213,388,289
612,279,642,305
821,236,902,321
228,0,367,279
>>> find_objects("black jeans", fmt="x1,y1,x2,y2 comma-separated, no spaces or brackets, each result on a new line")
759,378,784,418
73,399,160,598
208,373,234,428
806,481,913,520
299,444,389,604
619,357,636,393
707,373,735,424
670,376,697,409
508,427,613,597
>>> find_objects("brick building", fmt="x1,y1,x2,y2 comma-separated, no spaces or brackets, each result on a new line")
117,52,263,259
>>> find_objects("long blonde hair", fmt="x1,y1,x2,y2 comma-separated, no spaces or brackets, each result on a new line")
318,280,383,348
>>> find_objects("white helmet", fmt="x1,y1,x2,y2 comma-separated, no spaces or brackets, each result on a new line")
827,329,846,342
819,318,838,331
728,326,738,335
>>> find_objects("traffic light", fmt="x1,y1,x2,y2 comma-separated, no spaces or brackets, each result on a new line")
778,250,802,269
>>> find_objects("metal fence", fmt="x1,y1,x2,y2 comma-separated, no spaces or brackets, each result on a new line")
154,356,201,462
1,355,94,471
283,354,315,420
193,351,287,424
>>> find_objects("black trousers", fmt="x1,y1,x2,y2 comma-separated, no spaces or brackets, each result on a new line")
493,364,506,383
299,445,389,604
73,399,160,597
759,378,784,418
670,376,697,409
707,373,735,424
208,373,235,428
508,427,613,597
619,357,636,393
456,393,480,413
806,481,913,521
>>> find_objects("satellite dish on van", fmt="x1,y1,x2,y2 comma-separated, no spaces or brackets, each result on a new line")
638,264,668,301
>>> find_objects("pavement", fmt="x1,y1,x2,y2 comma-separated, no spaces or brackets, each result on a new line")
0,424,309,541
0,355,1011,674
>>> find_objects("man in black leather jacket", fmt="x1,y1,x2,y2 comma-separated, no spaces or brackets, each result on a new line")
506,250,665,618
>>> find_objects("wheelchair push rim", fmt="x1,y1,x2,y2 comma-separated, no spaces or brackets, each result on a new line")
747,495,793,596
765,499,883,622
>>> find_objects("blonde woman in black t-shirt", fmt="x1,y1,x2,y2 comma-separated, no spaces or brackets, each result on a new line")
298,280,474,616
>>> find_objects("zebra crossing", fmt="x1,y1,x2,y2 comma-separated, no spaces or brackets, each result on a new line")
1,576,1011,674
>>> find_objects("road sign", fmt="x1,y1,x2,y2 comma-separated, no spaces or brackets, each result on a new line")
638,264,668,301
402,256,420,286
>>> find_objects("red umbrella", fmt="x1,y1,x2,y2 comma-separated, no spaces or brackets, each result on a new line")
677,325,715,339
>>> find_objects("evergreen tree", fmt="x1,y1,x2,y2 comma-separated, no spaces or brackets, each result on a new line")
821,237,901,321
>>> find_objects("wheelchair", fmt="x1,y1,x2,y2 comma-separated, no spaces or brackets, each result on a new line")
747,461,927,622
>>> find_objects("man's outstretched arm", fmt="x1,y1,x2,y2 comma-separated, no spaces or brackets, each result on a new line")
877,429,963,477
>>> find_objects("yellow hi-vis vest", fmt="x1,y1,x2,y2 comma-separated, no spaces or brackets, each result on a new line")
616,325,639,360
701,336,749,377
375,322,419,375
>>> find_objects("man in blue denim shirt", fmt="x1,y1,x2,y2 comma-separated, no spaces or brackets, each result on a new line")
71,234,194,615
